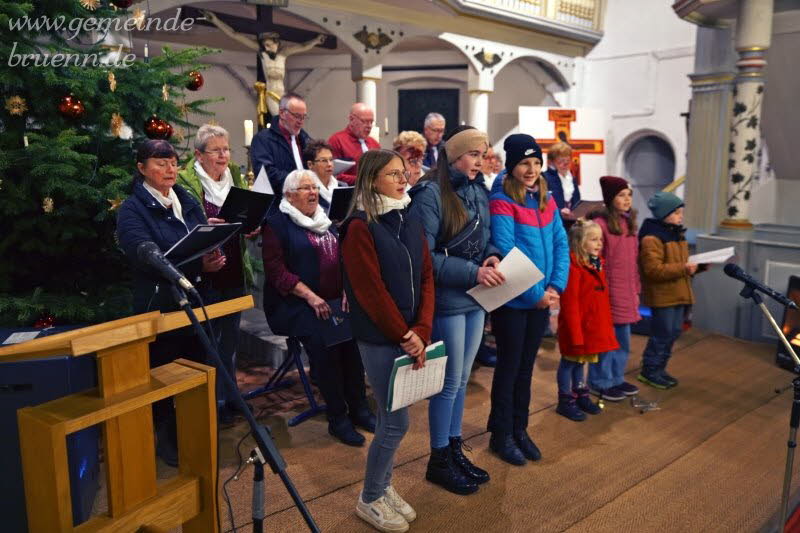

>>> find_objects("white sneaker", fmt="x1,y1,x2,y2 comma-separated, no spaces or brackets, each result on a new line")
356,493,410,532
384,485,416,523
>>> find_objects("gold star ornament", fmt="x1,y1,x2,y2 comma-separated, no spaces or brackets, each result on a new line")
107,197,123,211
108,72,117,92
162,83,169,101
132,7,146,30
5,95,28,116
79,0,100,11
42,197,54,213
110,113,124,137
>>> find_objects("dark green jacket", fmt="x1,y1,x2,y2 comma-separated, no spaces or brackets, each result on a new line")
177,158,254,287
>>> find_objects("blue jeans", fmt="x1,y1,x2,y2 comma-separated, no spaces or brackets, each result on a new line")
588,324,631,390
428,309,485,448
641,305,687,373
357,340,410,503
556,359,585,394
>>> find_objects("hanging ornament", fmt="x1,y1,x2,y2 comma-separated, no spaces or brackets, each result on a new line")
42,197,54,213
162,83,170,101
79,0,100,10
110,0,134,8
173,127,185,143
5,95,28,116
107,197,123,211
132,7,146,30
144,115,173,139
185,70,204,91
110,113,124,137
58,94,85,120
108,72,117,92
178,102,190,117
34,314,55,329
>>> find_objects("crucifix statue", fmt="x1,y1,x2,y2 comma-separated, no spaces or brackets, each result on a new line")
201,10,326,117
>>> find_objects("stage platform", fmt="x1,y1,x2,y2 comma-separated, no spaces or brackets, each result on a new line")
162,329,797,531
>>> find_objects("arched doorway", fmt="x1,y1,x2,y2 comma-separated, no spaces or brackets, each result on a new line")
623,135,676,219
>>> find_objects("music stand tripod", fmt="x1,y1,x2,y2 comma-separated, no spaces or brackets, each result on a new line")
169,285,320,533
737,283,800,529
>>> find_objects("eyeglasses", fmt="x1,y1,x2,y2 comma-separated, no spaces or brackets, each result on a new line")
313,158,334,164
382,170,411,183
294,185,320,193
282,109,309,121
204,148,231,156
407,158,422,166
353,115,374,125
426,127,445,134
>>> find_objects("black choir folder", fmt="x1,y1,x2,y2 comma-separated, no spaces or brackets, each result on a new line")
165,223,242,266
319,298,353,347
218,187,274,233
328,186,355,221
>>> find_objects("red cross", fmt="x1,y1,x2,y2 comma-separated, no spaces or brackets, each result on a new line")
536,109,605,185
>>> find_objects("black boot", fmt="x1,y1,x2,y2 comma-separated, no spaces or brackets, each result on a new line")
349,405,377,433
513,429,542,461
489,432,526,466
426,446,479,495
449,437,490,484
574,387,602,415
328,416,365,447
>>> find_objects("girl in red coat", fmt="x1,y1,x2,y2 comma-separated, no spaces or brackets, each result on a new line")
556,219,619,421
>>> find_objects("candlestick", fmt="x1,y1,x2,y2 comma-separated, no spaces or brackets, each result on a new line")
244,119,253,147
245,145,255,188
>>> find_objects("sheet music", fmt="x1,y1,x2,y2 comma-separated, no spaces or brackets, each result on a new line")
333,159,355,176
388,341,446,412
466,247,544,312
688,246,735,264
252,167,273,194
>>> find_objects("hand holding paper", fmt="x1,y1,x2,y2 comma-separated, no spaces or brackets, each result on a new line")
467,247,544,312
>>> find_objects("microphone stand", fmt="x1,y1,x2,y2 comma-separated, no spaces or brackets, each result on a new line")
736,283,800,529
168,284,320,533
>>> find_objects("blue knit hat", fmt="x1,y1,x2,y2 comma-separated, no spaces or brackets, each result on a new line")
504,134,542,175
647,191,684,220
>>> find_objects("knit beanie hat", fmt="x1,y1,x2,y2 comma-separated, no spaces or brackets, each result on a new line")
504,134,542,174
647,191,684,220
445,129,488,164
600,176,631,208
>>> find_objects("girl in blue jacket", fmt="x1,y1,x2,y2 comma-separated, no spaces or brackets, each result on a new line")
409,126,506,495
487,134,569,465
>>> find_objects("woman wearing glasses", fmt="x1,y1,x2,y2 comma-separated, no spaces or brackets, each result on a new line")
393,130,427,188
177,124,257,424
408,126,505,496
340,150,434,532
303,139,347,211
261,169,374,446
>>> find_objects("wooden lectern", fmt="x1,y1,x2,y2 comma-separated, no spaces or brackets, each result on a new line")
0,296,253,532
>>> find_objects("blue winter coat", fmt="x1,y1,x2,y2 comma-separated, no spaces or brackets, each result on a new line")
408,167,500,315
250,115,312,197
543,167,581,210
488,187,570,309
117,179,209,313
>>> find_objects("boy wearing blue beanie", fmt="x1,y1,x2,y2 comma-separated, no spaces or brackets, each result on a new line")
637,191,703,389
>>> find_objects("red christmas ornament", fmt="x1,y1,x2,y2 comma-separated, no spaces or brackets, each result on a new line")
34,314,55,329
185,70,204,91
111,0,134,8
144,115,173,139
57,94,85,120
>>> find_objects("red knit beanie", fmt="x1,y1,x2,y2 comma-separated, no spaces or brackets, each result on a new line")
600,176,631,208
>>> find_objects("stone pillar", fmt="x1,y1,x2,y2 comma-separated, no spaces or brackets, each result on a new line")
351,57,381,140
721,0,773,229
468,67,494,133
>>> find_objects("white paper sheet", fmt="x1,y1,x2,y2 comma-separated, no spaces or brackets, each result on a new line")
688,246,735,264
252,167,273,195
333,159,355,176
466,247,544,312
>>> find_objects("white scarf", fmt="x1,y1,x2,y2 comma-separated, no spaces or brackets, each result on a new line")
143,180,185,224
279,197,332,234
194,160,233,207
315,173,339,205
560,170,575,204
357,193,412,215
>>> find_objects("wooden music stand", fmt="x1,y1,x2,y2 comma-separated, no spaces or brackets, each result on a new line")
0,296,253,533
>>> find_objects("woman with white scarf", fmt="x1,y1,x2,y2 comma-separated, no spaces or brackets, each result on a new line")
177,124,256,425
261,169,374,447
303,139,347,212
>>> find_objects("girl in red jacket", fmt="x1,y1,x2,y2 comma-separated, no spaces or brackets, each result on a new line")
556,219,619,421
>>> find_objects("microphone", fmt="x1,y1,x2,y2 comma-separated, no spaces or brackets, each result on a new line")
136,241,197,294
723,263,798,309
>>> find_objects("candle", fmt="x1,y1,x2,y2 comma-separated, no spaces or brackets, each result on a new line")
143,42,149,58
23,135,28,147
384,116,388,133
244,119,253,147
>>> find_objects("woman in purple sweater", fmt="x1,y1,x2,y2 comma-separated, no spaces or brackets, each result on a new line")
587,176,642,401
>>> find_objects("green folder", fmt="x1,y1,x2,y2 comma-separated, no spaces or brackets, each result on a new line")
386,341,447,413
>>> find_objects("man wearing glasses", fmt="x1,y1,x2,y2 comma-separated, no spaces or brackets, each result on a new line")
251,92,313,197
422,112,446,169
327,102,381,185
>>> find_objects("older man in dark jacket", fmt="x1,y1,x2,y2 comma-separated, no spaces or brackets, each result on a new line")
250,92,312,197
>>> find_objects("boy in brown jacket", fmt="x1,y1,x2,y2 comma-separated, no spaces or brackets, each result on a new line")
637,191,703,389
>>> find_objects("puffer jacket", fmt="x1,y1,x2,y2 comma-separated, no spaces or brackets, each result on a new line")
590,212,641,324
638,218,694,307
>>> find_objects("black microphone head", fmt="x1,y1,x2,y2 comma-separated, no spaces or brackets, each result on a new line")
723,263,742,278
136,241,161,261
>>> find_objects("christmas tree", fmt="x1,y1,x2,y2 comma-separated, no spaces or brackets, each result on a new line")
0,0,217,326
